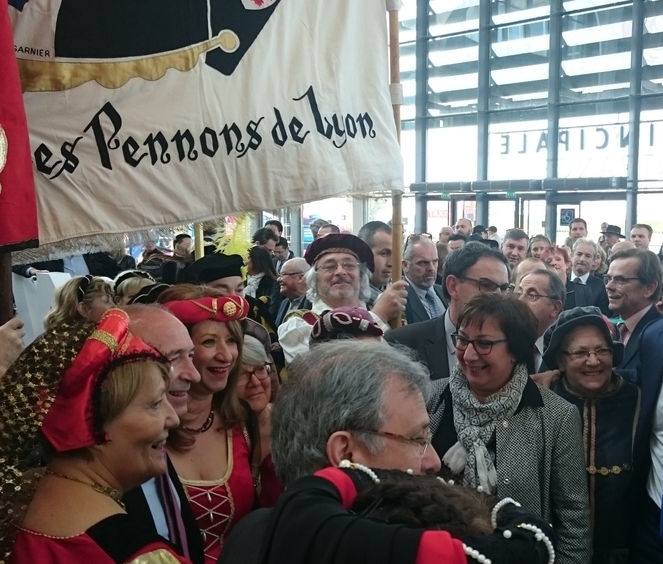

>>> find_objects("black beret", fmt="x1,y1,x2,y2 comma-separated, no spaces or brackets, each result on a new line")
304,234,375,272
543,306,623,370
178,254,245,285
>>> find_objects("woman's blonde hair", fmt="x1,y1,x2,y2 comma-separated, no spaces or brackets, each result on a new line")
43,276,113,331
114,276,154,305
157,284,247,452
100,360,170,425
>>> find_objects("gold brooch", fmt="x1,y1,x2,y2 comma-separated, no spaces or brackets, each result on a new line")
223,301,238,317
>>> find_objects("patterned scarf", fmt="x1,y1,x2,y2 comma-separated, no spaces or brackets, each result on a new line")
443,362,529,494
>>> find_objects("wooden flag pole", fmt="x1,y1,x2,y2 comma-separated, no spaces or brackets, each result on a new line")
194,222,205,260
388,5,403,329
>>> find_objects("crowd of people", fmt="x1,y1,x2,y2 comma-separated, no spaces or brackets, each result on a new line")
1,215,663,563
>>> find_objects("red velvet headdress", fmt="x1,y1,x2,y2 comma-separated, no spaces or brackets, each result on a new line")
41,309,163,452
162,296,250,325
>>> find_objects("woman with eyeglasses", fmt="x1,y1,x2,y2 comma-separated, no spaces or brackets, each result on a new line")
157,284,282,563
427,292,590,564
544,306,638,564
236,334,284,507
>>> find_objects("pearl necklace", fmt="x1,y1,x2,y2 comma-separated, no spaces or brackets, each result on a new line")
338,460,380,484
518,523,555,564
490,497,521,529
45,469,125,510
181,408,214,433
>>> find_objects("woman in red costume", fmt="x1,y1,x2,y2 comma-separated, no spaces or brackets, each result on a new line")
0,309,188,564
158,284,282,563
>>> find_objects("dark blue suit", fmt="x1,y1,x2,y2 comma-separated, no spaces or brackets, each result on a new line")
630,318,663,561
617,306,662,383
403,283,446,325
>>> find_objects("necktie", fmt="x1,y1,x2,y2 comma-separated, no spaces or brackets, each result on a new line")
425,289,442,319
617,322,630,345
573,277,584,284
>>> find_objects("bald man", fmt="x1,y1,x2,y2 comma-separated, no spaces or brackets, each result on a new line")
122,304,204,564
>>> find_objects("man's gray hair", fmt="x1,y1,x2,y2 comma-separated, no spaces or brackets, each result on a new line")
305,264,372,303
271,341,431,485
572,237,599,257
404,235,437,262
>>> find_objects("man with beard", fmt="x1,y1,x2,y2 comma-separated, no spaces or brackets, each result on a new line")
358,221,395,309
277,234,406,363
570,238,610,316
402,235,446,324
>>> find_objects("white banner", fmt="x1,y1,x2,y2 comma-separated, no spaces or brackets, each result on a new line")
9,0,403,261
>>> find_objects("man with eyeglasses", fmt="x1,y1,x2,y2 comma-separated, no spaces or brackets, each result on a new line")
386,243,509,380
605,248,663,381
516,270,565,372
274,258,311,327
278,234,406,363
402,235,446,325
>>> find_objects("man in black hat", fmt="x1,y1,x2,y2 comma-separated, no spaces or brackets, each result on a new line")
601,224,626,253
178,253,246,295
277,233,407,363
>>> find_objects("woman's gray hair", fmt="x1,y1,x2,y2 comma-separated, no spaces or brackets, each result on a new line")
305,263,372,303
241,335,268,366
271,340,431,485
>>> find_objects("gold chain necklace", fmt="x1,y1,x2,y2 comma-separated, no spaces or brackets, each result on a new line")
181,408,214,433
44,469,126,510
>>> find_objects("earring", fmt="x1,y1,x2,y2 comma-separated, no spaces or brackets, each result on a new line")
406,469,414,475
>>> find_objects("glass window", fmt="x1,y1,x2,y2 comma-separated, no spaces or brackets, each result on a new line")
643,1,663,94
522,199,547,236
636,193,663,251
402,123,416,188
428,33,479,116
557,108,629,177
429,0,480,37
492,0,550,26
639,101,663,184
488,200,517,235
399,0,417,43
488,113,548,180
401,42,417,121
427,125,478,182
427,200,453,236
490,20,550,111
560,5,632,104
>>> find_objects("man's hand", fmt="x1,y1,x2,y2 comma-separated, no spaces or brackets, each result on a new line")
0,317,26,377
27,267,49,277
371,280,408,324
530,369,561,388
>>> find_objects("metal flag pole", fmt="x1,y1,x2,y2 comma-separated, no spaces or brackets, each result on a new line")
388,0,403,329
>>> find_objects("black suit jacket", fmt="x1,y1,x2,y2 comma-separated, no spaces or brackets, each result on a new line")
122,457,204,564
13,252,121,279
275,295,312,327
404,283,446,325
563,278,593,310
617,305,662,381
385,314,450,380
583,273,611,316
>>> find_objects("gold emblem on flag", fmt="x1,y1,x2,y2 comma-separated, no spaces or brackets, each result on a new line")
0,125,7,194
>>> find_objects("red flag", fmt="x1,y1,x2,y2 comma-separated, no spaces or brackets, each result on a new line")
0,0,38,251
